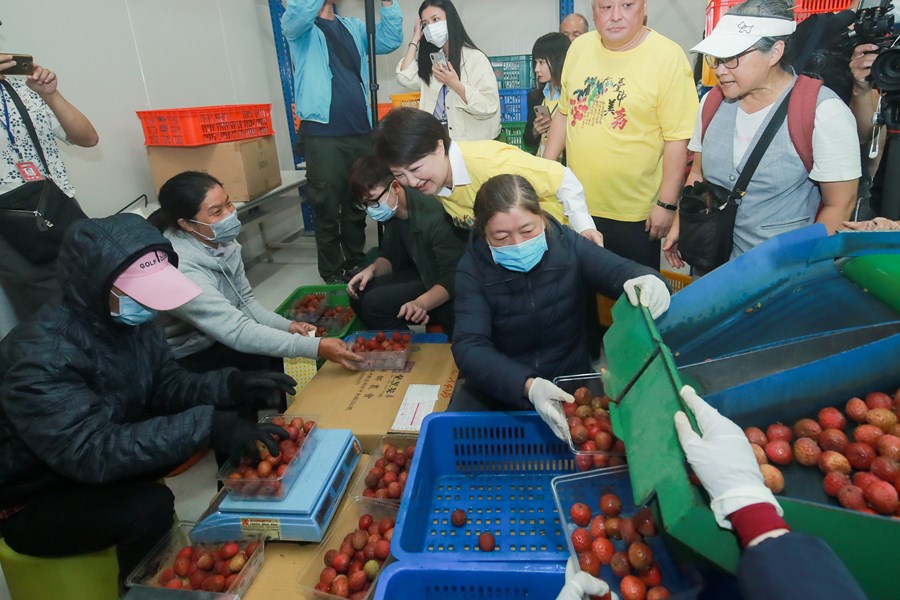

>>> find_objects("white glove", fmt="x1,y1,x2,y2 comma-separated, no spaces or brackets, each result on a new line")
527,378,573,442
555,557,619,600
674,385,782,529
623,275,671,319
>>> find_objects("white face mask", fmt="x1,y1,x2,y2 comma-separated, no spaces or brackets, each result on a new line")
424,20,449,48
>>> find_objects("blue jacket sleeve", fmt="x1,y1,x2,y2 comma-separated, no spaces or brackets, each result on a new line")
451,254,537,405
374,2,403,54
282,0,321,40
738,532,868,600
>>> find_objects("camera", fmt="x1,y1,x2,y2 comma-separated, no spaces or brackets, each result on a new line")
836,0,899,91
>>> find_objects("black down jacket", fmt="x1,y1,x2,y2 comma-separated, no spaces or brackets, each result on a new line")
0,214,232,508
452,217,662,407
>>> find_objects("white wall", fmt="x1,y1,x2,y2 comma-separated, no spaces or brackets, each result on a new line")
1,0,295,218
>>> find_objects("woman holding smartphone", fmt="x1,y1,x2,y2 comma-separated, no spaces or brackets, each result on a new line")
395,0,500,141
523,33,570,160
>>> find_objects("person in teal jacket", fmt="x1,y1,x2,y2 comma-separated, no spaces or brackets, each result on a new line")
282,0,403,284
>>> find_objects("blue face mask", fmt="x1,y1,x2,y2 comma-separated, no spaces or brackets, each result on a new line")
365,187,399,223
488,228,548,273
111,293,157,326
192,210,242,243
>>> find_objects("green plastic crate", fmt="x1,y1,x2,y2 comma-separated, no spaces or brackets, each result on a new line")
276,284,360,340
490,54,533,89
501,122,527,150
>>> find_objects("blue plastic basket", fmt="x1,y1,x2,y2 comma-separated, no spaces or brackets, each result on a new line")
392,412,576,563
552,466,703,600
499,89,529,123
372,561,565,600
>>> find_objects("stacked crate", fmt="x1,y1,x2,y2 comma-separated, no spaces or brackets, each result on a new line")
490,55,533,151
136,104,281,202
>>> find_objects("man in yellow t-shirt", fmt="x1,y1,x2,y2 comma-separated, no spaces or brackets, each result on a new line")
373,107,603,244
544,0,698,270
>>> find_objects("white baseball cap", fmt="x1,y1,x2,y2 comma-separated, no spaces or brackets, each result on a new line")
691,15,797,58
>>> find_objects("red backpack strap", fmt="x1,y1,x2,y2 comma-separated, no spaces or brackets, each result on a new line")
700,85,725,143
787,74,821,173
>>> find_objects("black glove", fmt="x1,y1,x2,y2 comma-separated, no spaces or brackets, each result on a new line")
210,411,290,463
227,371,298,406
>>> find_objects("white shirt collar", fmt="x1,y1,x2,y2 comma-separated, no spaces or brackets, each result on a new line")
439,141,471,197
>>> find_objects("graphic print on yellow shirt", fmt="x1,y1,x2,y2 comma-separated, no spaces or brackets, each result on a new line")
569,76,629,131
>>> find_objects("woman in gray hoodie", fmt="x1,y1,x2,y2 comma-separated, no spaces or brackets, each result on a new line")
150,171,362,374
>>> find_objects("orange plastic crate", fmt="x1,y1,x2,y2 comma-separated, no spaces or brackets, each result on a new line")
795,0,853,22
705,0,852,36
596,270,692,328
136,103,273,147
390,92,420,108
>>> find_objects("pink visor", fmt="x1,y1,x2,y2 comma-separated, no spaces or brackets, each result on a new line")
113,250,201,310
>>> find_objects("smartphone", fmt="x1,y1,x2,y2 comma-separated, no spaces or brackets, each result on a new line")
1,54,34,76
430,51,448,69
534,105,551,120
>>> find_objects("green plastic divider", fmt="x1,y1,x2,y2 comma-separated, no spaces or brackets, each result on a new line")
276,284,361,339
603,296,662,402
606,296,740,573
840,253,900,315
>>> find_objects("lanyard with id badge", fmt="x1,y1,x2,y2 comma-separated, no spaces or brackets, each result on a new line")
1,87,45,183
0,80,87,264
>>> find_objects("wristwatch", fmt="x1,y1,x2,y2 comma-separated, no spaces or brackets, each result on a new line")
656,199,678,211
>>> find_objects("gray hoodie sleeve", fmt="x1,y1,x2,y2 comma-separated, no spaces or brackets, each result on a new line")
229,250,295,332
169,261,320,359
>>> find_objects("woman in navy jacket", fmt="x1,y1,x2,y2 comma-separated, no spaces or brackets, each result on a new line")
450,174,669,437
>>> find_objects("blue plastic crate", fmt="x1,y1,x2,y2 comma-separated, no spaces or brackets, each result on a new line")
373,561,565,600
499,89,529,123
552,467,703,600
342,331,448,345
392,412,576,563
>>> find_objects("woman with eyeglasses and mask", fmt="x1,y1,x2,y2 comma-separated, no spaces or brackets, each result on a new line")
346,155,465,333
149,171,362,375
395,0,500,141
664,0,860,273
450,174,670,433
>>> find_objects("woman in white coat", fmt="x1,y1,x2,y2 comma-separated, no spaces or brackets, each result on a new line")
395,0,500,141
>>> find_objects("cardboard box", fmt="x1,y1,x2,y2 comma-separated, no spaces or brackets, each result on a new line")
146,136,281,201
287,344,458,453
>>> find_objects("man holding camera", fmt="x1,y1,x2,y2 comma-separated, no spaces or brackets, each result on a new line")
0,56,98,322
281,0,403,285
846,0,899,219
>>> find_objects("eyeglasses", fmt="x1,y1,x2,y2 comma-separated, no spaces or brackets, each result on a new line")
354,182,395,211
705,47,759,70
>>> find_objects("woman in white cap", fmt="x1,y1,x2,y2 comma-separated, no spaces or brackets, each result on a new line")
0,214,291,589
664,0,860,273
